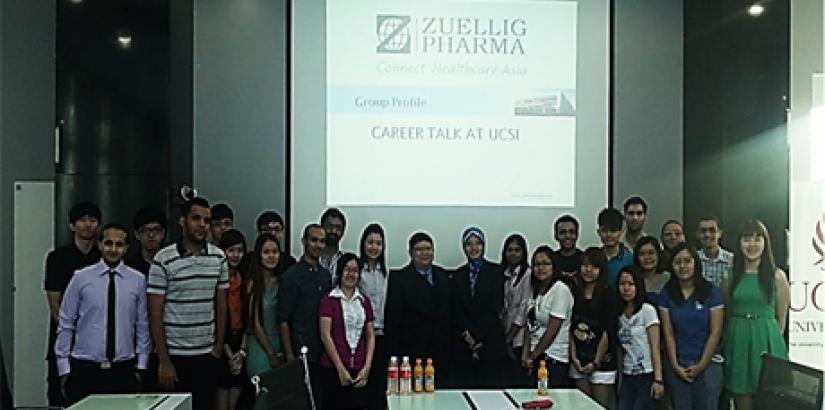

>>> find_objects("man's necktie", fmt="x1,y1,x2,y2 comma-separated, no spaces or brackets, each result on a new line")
106,270,116,362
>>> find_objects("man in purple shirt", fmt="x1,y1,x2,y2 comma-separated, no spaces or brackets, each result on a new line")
55,223,151,405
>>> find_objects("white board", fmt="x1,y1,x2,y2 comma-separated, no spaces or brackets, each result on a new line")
13,181,54,407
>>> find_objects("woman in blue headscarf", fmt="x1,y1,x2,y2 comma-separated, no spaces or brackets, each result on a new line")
451,226,508,388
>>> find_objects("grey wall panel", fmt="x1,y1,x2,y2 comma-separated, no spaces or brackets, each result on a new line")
193,0,288,243
0,0,56,394
613,0,684,232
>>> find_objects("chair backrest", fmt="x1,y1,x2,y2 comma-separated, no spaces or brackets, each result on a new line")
252,358,313,410
755,353,823,410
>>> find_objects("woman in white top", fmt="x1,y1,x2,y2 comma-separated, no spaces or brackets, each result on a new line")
356,223,389,410
521,245,574,388
500,234,533,387
617,266,665,410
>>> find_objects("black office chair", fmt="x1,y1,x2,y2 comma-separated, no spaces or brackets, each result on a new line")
755,353,823,410
251,347,315,410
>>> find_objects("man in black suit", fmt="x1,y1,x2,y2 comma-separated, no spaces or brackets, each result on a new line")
451,227,507,388
385,232,453,388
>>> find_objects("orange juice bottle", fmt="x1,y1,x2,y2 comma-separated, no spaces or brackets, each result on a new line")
537,360,548,396
413,358,424,392
424,358,436,393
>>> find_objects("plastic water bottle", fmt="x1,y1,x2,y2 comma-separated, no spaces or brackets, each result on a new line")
387,356,399,395
400,356,412,395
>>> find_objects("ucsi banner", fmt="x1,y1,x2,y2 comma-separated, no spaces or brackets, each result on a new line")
789,182,825,370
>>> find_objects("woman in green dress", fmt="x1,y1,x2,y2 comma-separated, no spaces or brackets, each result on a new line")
721,220,790,410
245,233,284,379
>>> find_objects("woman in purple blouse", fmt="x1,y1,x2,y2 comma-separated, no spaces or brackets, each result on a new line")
319,253,376,410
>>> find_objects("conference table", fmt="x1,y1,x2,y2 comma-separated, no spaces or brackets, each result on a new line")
68,393,192,410
389,389,603,410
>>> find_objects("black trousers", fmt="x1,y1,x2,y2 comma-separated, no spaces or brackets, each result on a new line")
65,358,140,405
47,322,69,407
170,354,221,410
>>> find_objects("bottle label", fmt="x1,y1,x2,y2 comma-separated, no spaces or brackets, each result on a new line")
425,375,435,392
414,375,424,392
538,378,548,396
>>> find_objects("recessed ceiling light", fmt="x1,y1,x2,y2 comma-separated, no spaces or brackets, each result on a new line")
748,4,765,17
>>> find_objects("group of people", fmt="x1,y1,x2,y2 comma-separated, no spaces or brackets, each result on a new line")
43,195,790,410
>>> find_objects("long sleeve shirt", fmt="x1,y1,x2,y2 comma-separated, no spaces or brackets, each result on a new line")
55,260,151,376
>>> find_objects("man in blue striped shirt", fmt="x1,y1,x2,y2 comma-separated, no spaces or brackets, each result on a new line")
148,197,229,410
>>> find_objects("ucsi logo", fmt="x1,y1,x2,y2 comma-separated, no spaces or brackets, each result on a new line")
814,213,825,267
790,281,825,312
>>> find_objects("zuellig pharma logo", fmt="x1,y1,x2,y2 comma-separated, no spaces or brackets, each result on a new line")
376,15,412,54
814,212,825,268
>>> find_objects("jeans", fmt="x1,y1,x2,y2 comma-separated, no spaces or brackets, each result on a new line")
665,361,723,410
618,373,656,410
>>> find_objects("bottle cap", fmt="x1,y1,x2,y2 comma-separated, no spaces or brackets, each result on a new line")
426,358,433,364
416,358,422,364
390,356,398,361
403,356,409,362
540,360,546,366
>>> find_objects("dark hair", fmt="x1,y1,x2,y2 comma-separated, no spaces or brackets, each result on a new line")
359,223,388,277
320,208,347,229
302,223,324,239
633,236,668,273
180,197,210,217
500,234,530,284
616,265,647,315
554,214,580,233
211,203,234,221
597,208,624,231
70,202,101,224
665,243,711,306
530,245,559,298
256,211,284,231
527,245,561,327
408,231,434,250
133,207,167,231
245,234,282,331
334,252,364,288
218,229,247,270
99,223,130,245
575,247,609,303
730,220,777,303
623,196,648,214
698,214,721,226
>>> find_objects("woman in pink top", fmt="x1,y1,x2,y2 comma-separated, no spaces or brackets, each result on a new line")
500,234,533,387
319,253,376,410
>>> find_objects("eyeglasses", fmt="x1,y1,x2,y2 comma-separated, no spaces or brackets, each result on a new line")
138,227,164,237
211,220,233,229
413,246,434,254
259,224,284,233
626,211,645,217
534,261,553,268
